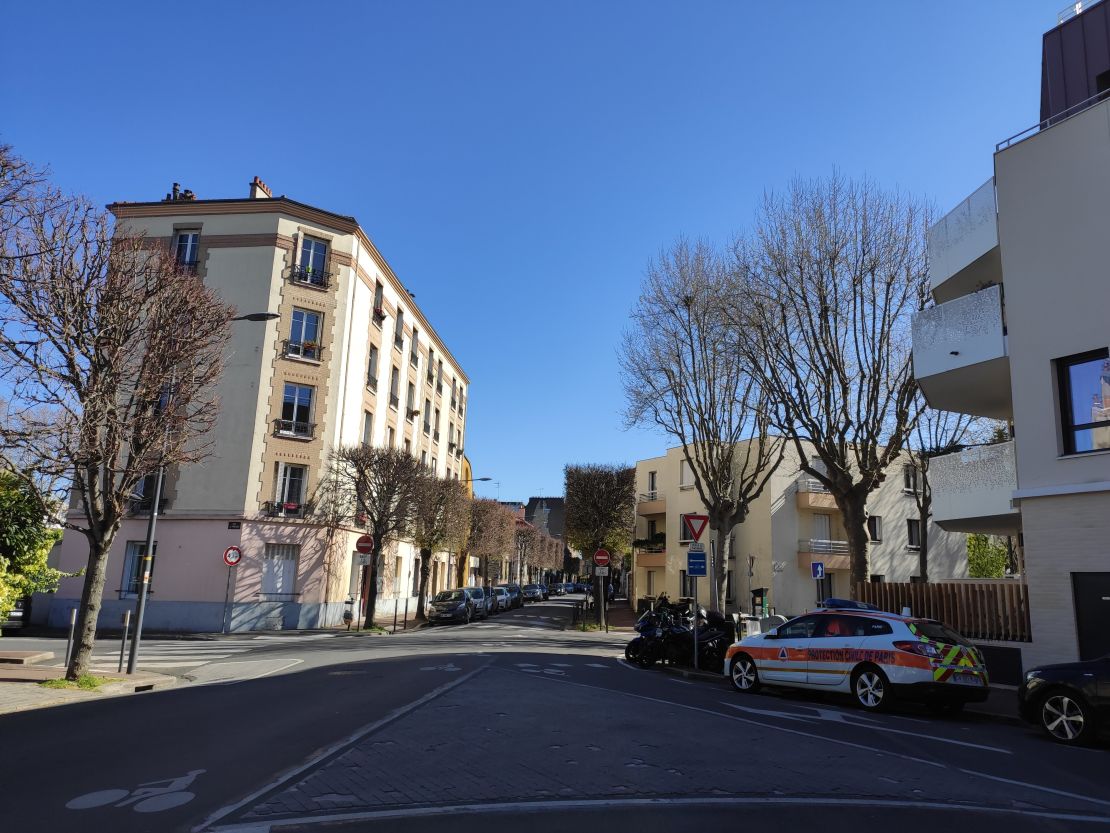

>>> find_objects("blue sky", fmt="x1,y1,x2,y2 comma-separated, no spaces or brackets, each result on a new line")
1,0,1056,503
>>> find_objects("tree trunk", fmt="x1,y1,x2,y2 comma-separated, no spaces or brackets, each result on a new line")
455,548,469,587
415,547,433,621
67,537,112,680
363,545,383,629
918,498,931,583
710,517,731,612
839,493,871,598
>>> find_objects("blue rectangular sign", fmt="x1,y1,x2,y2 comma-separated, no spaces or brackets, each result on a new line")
811,561,825,580
687,550,707,577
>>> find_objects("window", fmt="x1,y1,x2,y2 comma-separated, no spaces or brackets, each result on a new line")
175,230,199,267
906,518,921,549
279,383,314,436
277,463,306,506
423,399,432,434
679,459,694,489
449,422,455,445
427,348,435,382
367,344,379,388
387,426,396,447
726,569,734,602
451,378,457,409
421,450,428,467
778,615,820,639
433,408,441,441
394,311,404,350
404,438,411,454
406,383,416,419
390,367,400,409
120,540,156,598
131,472,162,512
436,360,444,392
867,516,882,542
1058,348,1110,454
373,281,385,318
679,569,688,596
903,464,919,494
647,470,657,497
394,556,404,596
410,329,419,366
362,411,373,446
646,570,655,596
647,519,657,538
300,237,328,275
289,308,322,360
869,574,885,583
262,543,299,599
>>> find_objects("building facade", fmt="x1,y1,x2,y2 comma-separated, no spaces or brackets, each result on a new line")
630,444,967,618
37,178,470,632
912,3,1110,667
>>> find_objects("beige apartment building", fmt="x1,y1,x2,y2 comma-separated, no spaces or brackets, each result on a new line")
630,444,967,618
911,4,1110,667
37,178,471,632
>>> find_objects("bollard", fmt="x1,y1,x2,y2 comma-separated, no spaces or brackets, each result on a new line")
64,607,77,668
118,610,131,673
393,598,399,633
403,598,409,630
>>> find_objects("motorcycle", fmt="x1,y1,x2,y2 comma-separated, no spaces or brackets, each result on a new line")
625,607,671,667
663,609,729,673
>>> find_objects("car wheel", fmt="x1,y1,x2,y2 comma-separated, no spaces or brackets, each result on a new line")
851,665,891,712
730,654,760,693
1039,690,1094,745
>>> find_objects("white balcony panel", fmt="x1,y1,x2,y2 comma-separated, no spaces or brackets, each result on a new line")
912,284,1012,419
930,441,1020,535
927,178,1002,302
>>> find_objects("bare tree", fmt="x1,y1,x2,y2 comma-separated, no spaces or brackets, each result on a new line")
515,521,539,585
621,238,785,611
908,402,988,581
411,474,470,621
0,168,233,678
325,446,422,628
733,174,930,592
469,498,515,589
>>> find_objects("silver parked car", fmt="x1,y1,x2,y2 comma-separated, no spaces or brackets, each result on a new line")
490,586,510,614
465,586,490,619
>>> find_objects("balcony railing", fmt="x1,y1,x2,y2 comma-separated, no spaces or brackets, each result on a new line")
394,336,404,350
436,382,443,395
273,419,315,439
390,394,400,409
433,430,441,443
929,440,1019,534
283,339,322,361
423,423,432,436
366,375,378,391
796,478,830,494
129,497,168,515
410,352,419,367
639,491,659,501
373,306,386,322
176,259,199,275
798,538,849,554
289,265,331,289
262,501,313,519
426,371,434,384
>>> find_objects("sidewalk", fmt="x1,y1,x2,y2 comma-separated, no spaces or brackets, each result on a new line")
0,664,177,716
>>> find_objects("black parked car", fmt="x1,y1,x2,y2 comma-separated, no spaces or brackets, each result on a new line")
1018,654,1110,745
428,589,475,624
496,583,524,609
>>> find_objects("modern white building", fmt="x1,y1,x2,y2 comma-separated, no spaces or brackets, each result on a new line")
37,178,471,631
630,444,968,618
912,2,1110,667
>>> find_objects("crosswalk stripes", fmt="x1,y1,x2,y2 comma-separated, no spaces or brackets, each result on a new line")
49,639,260,672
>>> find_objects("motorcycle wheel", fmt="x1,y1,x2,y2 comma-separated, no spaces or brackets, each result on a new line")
625,639,643,666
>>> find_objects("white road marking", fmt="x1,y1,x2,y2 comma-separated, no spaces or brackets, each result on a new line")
419,663,462,672
550,663,572,667
586,663,608,668
721,703,1011,754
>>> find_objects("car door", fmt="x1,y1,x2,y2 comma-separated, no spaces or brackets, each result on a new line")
806,614,868,686
761,615,821,686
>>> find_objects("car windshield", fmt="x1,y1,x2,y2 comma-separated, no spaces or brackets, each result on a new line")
524,585,539,591
433,590,465,603
468,588,484,598
912,621,970,646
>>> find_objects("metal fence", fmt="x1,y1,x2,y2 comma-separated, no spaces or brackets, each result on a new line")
853,580,1031,642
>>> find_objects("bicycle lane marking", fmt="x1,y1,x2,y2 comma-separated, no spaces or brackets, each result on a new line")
67,769,206,814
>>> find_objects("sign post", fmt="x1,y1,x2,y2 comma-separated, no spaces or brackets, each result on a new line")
687,542,707,670
356,535,375,631
221,546,242,633
811,561,825,605
593,549,610,631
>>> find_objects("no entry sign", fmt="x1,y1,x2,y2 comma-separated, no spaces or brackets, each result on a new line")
356,534,375,555
593,549,610,567
223,546,242,567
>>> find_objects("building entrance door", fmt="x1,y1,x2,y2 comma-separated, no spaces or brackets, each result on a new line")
1072,572,1110,660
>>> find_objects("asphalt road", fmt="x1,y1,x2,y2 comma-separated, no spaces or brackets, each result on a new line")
2,595,1107,833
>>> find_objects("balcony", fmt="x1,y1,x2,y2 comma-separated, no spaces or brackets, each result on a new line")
283,339,322,362
636,491,666,516
795,477,837,510
262,501,313,519
927,178,1001,303
637,552,666,568
289,265,331,289
797,539,850,571
128,497,168,515
273,419,315,440
912,284,1012,419
929,440,1020,535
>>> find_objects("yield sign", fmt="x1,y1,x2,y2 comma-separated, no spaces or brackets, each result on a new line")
681,514,709,542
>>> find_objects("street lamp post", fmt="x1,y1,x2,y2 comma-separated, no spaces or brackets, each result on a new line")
126,311,278,674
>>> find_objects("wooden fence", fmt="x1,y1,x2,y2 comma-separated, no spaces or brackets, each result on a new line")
853,580,1031,643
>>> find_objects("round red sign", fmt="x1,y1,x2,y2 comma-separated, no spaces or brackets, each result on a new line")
356,534,375,555
223,546,242,567
593,549,610,567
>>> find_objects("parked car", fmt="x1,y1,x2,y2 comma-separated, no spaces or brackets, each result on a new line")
725,599,990,714
428,589,475,625
550,583,566,597
575,582,590,593
490,586,511,613
523,584,544,603
538,584,550,600
1019,653,1110,745
563,583,576,595
1,597,28,633
465,586,490,620
497,583,524,609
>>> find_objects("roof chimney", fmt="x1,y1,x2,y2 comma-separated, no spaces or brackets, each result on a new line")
249,176,272,199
